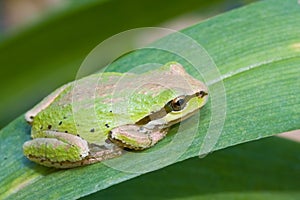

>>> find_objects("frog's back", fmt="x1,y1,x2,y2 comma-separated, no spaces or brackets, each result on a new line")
30,72,128,145
30,62,205,146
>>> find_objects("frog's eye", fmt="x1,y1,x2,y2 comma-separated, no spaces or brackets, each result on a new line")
170,96,186,111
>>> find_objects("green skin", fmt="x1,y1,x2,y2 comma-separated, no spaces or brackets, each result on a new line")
23,62,208,168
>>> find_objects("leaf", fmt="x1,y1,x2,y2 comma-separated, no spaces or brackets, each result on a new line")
1,0,299,199
83,137,300,200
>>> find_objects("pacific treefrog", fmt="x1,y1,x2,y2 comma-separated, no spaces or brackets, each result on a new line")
23,62,208,168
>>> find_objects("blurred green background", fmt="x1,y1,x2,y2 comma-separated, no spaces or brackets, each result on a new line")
0,0,257,128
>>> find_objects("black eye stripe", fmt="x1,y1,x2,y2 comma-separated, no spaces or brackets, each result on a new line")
135,91,207,125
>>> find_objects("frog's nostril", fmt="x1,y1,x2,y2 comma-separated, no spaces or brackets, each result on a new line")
198,91,208,98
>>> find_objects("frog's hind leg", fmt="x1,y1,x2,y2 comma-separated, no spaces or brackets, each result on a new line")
109,124,169,150
23,131,89,168
23,131,124,168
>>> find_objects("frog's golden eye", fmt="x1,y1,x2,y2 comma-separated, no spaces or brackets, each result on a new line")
170,96,186,111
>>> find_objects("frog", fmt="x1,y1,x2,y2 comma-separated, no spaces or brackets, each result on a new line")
23,62,208,168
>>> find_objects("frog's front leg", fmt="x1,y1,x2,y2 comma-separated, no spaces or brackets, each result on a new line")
109,124,169,150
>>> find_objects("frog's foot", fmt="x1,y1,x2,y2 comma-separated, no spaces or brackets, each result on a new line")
108,125,169,150
23,131,89,167
23,131,124,168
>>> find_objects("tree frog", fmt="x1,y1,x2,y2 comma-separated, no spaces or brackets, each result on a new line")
23,62,208,168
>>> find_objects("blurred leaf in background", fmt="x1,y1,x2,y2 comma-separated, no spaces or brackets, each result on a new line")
0,0,256,128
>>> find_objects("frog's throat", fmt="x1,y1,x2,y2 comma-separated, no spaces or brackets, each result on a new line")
135,91,208,127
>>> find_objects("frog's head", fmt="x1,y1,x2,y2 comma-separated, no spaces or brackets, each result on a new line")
109,62,209,150
136,62,209,126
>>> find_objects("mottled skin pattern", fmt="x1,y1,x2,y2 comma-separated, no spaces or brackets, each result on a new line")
23,62,208,168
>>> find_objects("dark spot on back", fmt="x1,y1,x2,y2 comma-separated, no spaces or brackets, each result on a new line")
65,131,68,133
59,121,62,125
110,110,112,113
90,128,95,133
105,123,110,128
77,134,80,137
48,125,52,129
63,116,67,119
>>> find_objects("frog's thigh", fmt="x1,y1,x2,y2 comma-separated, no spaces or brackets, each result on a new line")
23,131,89,163
110,125,169,150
